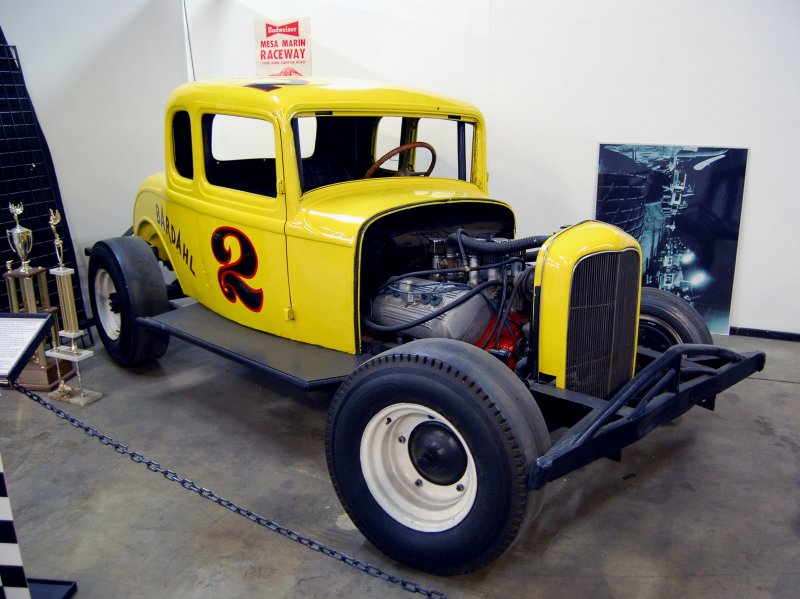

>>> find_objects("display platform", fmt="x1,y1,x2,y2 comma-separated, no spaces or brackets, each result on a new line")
137,301,370,389
28,578,78,599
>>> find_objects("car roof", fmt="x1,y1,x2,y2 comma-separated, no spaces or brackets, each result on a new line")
167,77,484,121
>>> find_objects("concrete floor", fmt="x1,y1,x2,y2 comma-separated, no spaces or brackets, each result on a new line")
0,333,798,599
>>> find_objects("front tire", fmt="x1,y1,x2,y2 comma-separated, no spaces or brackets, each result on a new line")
638,287,712,351
88,237,170,366
326,339,550,575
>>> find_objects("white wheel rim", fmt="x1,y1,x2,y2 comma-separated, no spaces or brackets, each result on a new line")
360,403,477,532
94,268,121,341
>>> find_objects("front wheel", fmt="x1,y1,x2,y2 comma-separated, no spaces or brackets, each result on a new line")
638,287,712,351
88,237,170,366
326,339,550,575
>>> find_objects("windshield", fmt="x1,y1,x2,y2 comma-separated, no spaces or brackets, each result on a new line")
292,115,475,193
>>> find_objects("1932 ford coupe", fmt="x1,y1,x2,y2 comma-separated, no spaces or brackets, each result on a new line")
87,78,764,574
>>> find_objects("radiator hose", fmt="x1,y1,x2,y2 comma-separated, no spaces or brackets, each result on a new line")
447,230,551,256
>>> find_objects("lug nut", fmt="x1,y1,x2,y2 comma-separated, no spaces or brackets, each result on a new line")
456,484,465,492
415,479,423,487
398,435,406,444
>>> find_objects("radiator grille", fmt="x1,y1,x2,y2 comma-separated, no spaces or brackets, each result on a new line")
565,250,640,398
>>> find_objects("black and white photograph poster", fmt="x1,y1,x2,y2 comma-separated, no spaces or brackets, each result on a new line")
595,144,748,334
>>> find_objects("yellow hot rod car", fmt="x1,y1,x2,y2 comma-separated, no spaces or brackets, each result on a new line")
88,78,764,575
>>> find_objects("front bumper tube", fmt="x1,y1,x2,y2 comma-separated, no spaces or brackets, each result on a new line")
527,344,766,490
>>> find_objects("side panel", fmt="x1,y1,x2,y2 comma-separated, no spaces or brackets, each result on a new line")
178,190,292,335
133,180,203,301
284,236,356,353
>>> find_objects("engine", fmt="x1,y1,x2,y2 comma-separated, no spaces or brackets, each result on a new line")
365,232,547,368
360,211,642,397
371,277,493,344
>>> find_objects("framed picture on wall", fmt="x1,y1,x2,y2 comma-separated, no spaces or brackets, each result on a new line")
595,144,748,334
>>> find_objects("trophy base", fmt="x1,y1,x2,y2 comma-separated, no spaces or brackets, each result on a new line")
16,357,75,391
47,345,94,362
48,384,103,406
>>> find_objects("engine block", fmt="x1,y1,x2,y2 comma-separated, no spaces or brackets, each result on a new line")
371,277,492,343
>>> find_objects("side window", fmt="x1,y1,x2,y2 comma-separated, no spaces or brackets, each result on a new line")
202,113,278,197
172,111,193,179
295,116,317,158
416,118,474,181
374,116,403,172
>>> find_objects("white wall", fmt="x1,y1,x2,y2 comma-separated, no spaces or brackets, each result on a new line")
2,0,798,333
0,0,187,274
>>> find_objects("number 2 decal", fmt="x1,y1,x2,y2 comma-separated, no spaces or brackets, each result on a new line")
211,227,264,312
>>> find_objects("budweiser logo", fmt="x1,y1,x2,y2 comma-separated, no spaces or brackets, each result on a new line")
266,21,299,37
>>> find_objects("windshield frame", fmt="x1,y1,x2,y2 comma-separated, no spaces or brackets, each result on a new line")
290,111,479,195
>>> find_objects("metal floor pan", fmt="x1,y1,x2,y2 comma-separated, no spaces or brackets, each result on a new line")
138,301,369,390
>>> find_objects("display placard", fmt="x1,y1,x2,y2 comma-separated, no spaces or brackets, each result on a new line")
254,17,311,77
0,312,53,382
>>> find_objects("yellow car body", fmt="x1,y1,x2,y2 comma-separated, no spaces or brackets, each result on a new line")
132,77,638,384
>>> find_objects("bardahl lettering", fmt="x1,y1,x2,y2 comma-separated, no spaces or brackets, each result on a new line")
155,204,196,275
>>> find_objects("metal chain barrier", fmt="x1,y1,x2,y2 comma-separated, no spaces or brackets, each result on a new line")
10,381,448,599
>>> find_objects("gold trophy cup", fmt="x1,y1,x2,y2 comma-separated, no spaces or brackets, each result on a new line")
6,203,33,273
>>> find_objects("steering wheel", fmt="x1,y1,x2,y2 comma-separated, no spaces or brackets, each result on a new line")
364,141,437,178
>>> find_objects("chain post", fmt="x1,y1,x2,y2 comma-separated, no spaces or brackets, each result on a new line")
9,380,447,599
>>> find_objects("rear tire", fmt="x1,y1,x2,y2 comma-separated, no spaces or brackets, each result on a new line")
638,287,712,351
88,237,170,366
326,338,550,575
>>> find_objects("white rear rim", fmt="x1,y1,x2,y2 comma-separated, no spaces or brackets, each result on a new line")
360,403,477,532
94,268,121,341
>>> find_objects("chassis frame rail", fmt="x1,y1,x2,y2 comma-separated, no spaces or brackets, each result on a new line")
527,344,766,490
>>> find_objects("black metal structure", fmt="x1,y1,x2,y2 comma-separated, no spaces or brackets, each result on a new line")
0,29,89,330
138,301,371,390
528,344,766,489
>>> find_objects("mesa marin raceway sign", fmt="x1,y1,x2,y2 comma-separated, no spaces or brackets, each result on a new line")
254,18,312,77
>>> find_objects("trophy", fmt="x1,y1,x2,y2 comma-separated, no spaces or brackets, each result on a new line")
45,209,102,405
4,202,75,390
7,203,33,273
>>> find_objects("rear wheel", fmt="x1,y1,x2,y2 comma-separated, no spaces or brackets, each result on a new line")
326,338,550,575
88,237,170,366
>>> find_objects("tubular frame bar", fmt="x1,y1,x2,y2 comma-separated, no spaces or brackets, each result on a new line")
527,344,766,490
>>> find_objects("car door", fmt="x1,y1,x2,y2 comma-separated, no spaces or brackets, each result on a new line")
186,109,292,335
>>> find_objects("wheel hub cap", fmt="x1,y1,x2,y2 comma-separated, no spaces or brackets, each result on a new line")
409,421,468,485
